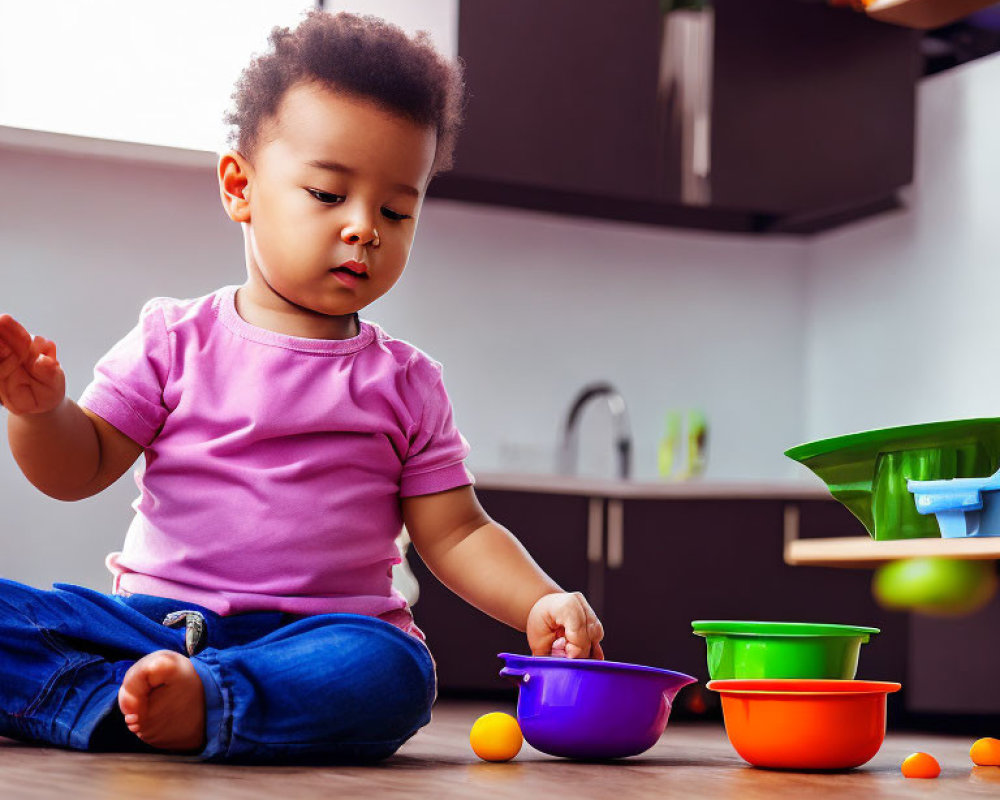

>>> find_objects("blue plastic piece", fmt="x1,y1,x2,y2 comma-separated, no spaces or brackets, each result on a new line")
907,469,1000,537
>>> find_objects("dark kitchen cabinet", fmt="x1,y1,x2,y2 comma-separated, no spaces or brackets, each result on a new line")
444,1,665,203
709,0,918,222
408,489,595,693
431,0,920,233
906,593,1000,717
408,487,907,698
598,498,908,686
795,497,872,540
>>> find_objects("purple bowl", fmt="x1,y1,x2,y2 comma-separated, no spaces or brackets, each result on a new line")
498,653,696,759
969,7,1000,31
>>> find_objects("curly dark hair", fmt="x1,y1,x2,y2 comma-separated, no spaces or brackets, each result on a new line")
225,10,465,178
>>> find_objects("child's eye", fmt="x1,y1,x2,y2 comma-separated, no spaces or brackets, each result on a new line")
381,207,411,222
306,188,344,204
306,189,410,221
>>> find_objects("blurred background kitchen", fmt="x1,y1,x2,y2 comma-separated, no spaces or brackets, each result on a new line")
2,0,1000,725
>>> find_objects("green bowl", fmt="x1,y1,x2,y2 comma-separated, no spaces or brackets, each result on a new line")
691,621,879,680
785,418,1000,541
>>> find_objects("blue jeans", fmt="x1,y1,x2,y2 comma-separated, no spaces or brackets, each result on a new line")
0,580,436,763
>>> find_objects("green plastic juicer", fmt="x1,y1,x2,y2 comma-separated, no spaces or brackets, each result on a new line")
784,418,1000,541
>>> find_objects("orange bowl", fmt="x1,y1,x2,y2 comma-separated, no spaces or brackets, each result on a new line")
706,679,902,770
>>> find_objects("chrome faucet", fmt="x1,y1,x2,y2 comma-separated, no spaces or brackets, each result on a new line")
557,382,633,480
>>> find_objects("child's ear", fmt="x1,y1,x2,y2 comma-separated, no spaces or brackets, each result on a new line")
218,151,252,223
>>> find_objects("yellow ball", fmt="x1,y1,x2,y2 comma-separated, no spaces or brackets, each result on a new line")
469,712,523,762
970,737,1000,766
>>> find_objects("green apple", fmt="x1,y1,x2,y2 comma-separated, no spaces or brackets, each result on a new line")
873,557,998,616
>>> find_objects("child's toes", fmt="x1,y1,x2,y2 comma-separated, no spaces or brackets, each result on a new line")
118,675,148,728
118,651,179,726
118,653,172,732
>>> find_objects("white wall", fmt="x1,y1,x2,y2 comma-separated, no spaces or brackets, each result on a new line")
371,200,808,482
804,53,1000,439
0,144,807,589
0,151,242,590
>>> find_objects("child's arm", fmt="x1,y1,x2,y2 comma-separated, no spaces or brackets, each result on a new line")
403,485,605,658
0,314,142,501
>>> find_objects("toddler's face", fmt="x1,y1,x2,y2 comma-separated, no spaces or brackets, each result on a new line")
227,81,437,326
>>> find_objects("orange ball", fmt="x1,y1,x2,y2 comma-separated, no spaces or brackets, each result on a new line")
901,752,940,779
970,737,1000,766
469,712,523,762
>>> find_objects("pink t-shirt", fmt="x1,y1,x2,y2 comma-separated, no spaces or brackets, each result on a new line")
78,285,473,633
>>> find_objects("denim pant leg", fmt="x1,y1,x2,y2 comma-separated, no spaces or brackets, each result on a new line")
0,580,186,750
190,613,436,763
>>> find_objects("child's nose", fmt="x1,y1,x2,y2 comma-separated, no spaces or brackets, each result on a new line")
341,223,379,247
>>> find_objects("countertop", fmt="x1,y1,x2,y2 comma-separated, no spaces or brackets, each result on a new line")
472,471,832,501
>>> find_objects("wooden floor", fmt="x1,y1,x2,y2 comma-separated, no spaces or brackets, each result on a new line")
2,701,997,799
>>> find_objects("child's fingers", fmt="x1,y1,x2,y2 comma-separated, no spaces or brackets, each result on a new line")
527,592,606,658
0,334,40,384
564,640,587,659
0,327,41,384
559,597,595,658
27,357,63,390
0,343,18,381
33,354,58,372
568,592,603,636
529,631,559,657
562,594,605,658
24,338,63,388
588,616,605,645
24,335,46,367
0,314,33,359
29,336,58,364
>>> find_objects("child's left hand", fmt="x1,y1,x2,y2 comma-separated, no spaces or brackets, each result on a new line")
526,591,605,659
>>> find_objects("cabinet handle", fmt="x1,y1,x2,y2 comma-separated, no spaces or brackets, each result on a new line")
783,504,800,547
607,499,625,569
658,7,715,205
587,497,603,564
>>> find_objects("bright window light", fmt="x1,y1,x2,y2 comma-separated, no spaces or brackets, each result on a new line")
0,0,457,153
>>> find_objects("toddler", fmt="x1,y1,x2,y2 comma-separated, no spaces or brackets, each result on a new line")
0,11,604,763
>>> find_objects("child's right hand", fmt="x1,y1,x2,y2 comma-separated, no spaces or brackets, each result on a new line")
526,591,605,660
0,314,66,416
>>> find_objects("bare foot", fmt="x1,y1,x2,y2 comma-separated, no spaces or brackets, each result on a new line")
118,650,207,752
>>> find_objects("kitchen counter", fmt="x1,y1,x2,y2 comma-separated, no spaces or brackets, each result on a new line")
472,471,831,500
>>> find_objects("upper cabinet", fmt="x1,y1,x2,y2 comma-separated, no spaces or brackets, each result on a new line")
447,1,666,204
430,0,922,234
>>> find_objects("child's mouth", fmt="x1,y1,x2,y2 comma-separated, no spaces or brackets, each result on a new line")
329,264,368,288
330,266,367,278
331,260,369,279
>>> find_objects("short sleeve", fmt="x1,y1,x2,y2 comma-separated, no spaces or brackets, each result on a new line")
399,361,473,498
78,298,172,447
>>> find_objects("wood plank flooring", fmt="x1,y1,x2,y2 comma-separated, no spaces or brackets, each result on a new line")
0,700,996,799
